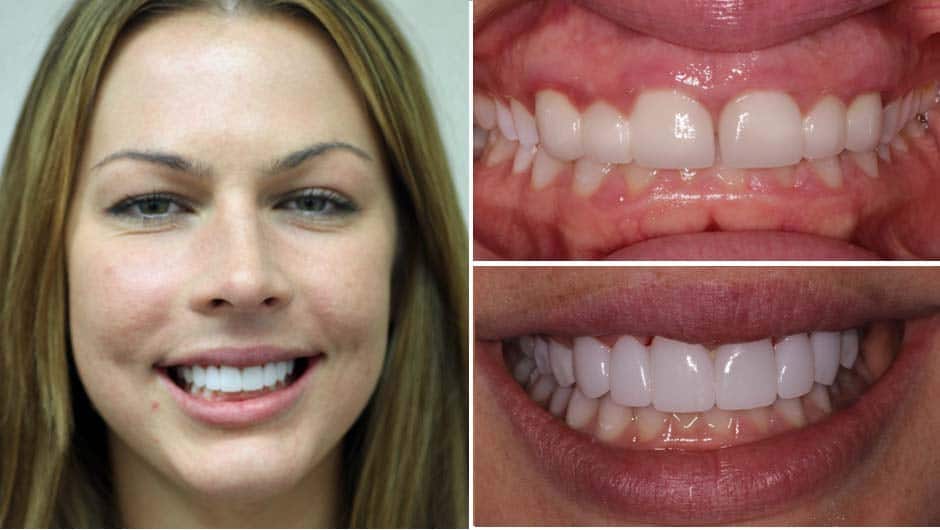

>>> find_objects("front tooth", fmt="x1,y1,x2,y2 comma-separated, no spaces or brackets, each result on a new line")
219,366,242,392
840,329,859,368
242,366,264,391
565,388,599,429
719,91,803,168
263,362,278,388
205,366,221,391
582,101,632,164
193,365,206,388
636,406,668,442
845,93,883,152
511,144,537,174
713,339,777,411
650,337,715,413
549,340,575,387
811,156,843,189
573,336,611,399
850,151,879,178
596,396,632,442
531,148,566,190
774,397,808,428
803,96,847,160
880,99,900,144
609,335,652,407
775,333,815,399
631,90,715,169
572,159,611,196
473,93,497,129
535,90,584,161
511,98,539,146
495,98,518,141
811,331,841,385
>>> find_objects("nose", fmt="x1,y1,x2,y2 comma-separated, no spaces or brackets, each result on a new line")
189,208,293,315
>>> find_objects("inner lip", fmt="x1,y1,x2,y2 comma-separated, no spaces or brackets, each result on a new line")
163,355,315,401
473,0,940,259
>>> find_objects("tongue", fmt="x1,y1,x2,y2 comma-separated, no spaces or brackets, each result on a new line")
605,231,880,260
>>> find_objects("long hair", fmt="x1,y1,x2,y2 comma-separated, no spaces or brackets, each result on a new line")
0,0,467,527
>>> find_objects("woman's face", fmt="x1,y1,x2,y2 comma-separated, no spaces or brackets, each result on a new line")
65,11,396,502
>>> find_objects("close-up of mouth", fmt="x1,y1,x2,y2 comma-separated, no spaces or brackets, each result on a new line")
154,348,322,428
473,268,940,524
473,0,940,259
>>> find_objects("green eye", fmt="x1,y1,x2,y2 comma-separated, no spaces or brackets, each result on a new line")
107,193,188,223
279,189,356,217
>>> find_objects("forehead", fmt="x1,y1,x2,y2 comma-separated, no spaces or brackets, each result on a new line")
84,9,380,170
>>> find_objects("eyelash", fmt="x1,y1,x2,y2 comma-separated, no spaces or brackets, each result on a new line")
106,189,357,226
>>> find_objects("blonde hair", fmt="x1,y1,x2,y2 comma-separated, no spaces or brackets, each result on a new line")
0,0,467,527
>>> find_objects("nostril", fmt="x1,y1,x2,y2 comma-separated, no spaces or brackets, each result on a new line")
211,299,226,308
263,297,277,307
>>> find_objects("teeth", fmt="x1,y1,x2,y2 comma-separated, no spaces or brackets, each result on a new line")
533,336,552,375
811,331,841,385
631,90,715,169
473,93,497,129
549,339,575,387
845,93,883,152
810,156,843,189
528,373,557,405
582,101,632,164
713,339,777,411
719,91,803,169
803,96,847,160
840,329,859,369
566,388,598,429
596,396,632,442
184,361,297,394
549,386,574,417
573,336,611,398
510,99,538,146
649,337,715,413
774,333,815,399
850,151,879,178
881,99,900,144
531,148,566,190
495,98,518,142
609,335,652,407
511,144,537,174
535,90,584,161
512,357,535,384
572,159,611,196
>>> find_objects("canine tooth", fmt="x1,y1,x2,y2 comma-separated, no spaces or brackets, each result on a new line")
181,366,194,385
263,362,278,388
495,98,518,141
631,90,715,169
714,339,777,411
650,337,715,413
535,90,584,161
573,337,611,398
596,396,632,442
533,337,552,375
891,135,908,153
774,397,808,428
241,366,264,391
775,333,815,399
877,144,892,163
193,365,206,388
511,144,537,174
582,101,632,164
219,366,242,392
528,373,557,405
840,329,859,368
511,98,538,146
624,165,656,197
880,99,900,144
609,335,652,407
811,331,841,385
565,388,599,429
206,366,221,391
473,93,497,129
549,339,575,387
512,357,536,385
806,383,833,417
803,96,847,159
719,91,802,168
531,148,566,190
483,130,515,167
845,93,883,152
549,386,573,418
636,406,668,442
850,151,879,178
810,156,843,189
573,159,611,196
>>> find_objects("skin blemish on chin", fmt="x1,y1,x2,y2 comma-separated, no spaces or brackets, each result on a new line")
152,401,159,412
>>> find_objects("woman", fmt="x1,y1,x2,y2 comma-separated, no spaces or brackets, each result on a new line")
0,0,467,527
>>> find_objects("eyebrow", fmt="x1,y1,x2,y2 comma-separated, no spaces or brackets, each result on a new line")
90,141,373,177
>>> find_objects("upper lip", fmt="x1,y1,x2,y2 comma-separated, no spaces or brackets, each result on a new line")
156,345,316,368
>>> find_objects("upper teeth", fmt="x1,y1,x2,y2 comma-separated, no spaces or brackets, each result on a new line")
179,360,295,393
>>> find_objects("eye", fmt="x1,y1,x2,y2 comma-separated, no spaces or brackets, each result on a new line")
106,192,190,224
277,188,356,217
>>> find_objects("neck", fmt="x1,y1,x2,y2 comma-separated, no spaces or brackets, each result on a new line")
109,433,342,528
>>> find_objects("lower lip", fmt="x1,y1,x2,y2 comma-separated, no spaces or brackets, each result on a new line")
604,231,881,260
157,356,321,428
476,318,934,524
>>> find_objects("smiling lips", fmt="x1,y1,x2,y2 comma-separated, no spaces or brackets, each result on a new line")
473,0,940,258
